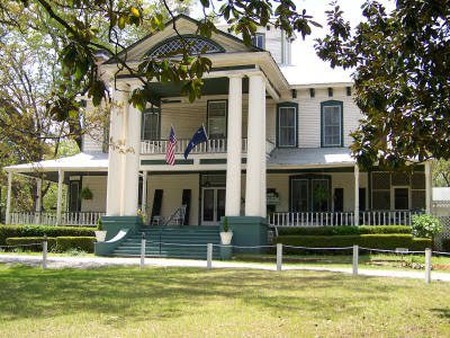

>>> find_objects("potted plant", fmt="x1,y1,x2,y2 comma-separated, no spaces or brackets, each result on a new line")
95,217,107,242
80,187,93,200
220,217,233,245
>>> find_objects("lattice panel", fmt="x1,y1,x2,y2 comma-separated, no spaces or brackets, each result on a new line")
372,172,391,189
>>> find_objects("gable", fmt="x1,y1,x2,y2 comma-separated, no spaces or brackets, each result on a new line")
115,15,259,63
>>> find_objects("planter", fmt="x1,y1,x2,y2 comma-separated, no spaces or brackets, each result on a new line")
220,231,233,245
95,230,107,242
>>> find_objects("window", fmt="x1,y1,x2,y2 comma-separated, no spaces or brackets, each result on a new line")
141,107,160,141
291,175,331,212
277,103,298,147
207,100,227,139
321,101,343,147
252,33,265,49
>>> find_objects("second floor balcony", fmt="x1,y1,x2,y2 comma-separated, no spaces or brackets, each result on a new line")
141,138,276,156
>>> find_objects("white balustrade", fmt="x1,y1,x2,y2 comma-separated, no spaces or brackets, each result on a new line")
268,210,414,227
9,212,103,227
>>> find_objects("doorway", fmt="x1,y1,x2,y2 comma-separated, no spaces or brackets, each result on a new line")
201,187,225,225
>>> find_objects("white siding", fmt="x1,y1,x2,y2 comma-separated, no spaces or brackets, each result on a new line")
80,176,107,212
294,87,362,148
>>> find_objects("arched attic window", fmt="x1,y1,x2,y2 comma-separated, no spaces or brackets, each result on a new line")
145,34,225,58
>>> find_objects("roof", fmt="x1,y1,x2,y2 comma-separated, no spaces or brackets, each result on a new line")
4,152,108,173
281,64,353,87
268,147,355,168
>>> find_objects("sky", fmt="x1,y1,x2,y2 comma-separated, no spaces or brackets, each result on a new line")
284,0,394,84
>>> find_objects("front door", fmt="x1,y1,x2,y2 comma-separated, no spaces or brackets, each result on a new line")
202,187,225,225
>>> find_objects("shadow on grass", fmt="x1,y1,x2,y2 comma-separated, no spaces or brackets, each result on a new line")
0,264,424,323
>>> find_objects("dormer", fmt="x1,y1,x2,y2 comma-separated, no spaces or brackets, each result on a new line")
251,25,293,66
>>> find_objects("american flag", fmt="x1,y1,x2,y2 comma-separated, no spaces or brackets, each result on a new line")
165,126,177,166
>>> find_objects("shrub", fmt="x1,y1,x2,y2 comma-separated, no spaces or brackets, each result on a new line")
277,225,411,236
0,225,95,245
276,234,431,254
55,236,95,253
411,214,442,239
5,237,57,252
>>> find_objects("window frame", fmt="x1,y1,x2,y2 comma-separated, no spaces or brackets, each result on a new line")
141,107,161,141
252,33,266,49
321,100,344,148
276,102,298,148
207,100,228,139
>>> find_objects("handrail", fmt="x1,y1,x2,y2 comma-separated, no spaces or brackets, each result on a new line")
158,205,187,255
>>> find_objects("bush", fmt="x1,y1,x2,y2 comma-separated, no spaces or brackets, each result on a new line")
0,225,95,245
55,236,95,253
5,237,57,252
276,234,431,254
277,225,411,236
411,214,442,239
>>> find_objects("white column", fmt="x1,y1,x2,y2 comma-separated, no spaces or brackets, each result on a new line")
56,169,64,225
354,164,360,226
123,93,142,215
5,171,12,225
142,170,148,216
225,75,243,216
35,178,42,224
106,82,129,216
425,161,432,213
245,73,266,217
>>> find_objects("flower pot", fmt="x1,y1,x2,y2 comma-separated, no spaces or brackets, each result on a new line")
220,231,233,245
95,230,107,242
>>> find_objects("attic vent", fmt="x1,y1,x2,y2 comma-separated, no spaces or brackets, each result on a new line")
146,35,225,58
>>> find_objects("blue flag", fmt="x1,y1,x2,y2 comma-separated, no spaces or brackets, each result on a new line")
184,126,208,159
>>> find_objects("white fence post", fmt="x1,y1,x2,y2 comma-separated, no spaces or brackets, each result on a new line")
276,243,283,271
207,243,213,269
140,233,146,268
42,234,48,270
425,248,432,284
352,245,359,276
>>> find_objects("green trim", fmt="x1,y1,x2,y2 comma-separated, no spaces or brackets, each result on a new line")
276,102,299,148
200,159,227,164
321,100,344,148
212,65,257,72
141,159,194,165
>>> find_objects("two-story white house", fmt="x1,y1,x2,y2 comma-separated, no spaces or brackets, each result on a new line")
4,15,432,254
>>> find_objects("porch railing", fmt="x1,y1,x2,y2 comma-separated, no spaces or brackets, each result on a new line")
9,212,103,227
141,138,243,155
268,210,416,227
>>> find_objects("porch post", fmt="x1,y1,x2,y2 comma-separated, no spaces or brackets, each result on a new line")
425,161,432,213
354,164,360,226
122,88,142,216
56,168,64,225
35,178,42,224
106,82,129,216
225,75,243,216
141,170,148,216
245,73,266,217
5,171,12,224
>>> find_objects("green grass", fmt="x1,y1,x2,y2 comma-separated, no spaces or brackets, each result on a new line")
0,265,449,337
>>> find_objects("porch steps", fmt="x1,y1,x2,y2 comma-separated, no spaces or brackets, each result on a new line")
111,226,222,259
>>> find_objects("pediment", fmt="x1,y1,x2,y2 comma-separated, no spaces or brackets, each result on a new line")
112,15,259,63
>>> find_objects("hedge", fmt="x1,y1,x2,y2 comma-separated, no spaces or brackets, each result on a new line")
276,234,431,254
55,237,95,253
5,237,57,252
0,225,95,245
276,225,411,237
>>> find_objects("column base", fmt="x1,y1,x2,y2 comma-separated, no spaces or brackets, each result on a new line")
221,216,268,254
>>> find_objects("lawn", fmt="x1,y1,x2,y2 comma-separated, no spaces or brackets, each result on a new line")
0,264,449,337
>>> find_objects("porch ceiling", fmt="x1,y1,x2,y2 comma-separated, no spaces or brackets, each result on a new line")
268,147,355,168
